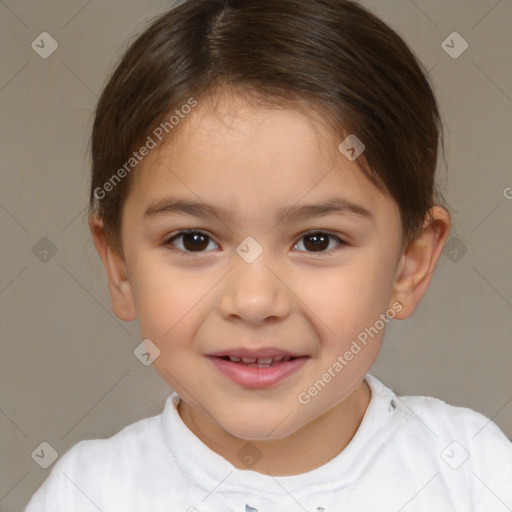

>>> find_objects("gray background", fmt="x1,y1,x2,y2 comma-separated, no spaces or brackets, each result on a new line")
1,0,511,510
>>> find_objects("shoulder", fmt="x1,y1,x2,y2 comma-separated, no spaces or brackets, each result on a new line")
374,377,512,506
24,398,175,511
367,374,511,449
398,390,511,452
352,376,512,508
66,407,164,468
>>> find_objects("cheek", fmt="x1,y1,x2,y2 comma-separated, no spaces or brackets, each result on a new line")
131,260,208,389
296,257,394,339
129,255,210,341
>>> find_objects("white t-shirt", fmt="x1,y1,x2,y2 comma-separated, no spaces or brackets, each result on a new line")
24,374,512,511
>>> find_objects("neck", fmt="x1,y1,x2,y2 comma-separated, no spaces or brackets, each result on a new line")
178,379,371,476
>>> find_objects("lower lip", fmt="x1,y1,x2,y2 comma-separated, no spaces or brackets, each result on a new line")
207,356,309,389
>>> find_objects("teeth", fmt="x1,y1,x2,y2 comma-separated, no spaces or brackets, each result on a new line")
225,355,296,366
256,357,273,364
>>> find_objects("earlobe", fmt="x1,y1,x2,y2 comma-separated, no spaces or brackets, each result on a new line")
390,206,451,320
89,214,137,322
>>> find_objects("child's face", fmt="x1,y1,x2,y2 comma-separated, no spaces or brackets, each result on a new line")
115,92,406,440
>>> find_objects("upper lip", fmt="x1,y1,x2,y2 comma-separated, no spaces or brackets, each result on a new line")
207,347,307,359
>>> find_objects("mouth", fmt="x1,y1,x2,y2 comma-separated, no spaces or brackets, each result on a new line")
214,354,303,368
207,347,308,367
206,348,310,389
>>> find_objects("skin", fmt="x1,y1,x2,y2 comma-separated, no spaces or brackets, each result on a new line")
90,91,451,476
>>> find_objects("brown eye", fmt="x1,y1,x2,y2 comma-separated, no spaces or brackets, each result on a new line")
166,231,218,253
293,232,345,253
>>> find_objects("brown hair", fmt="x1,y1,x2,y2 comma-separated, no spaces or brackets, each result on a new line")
89,0,446,255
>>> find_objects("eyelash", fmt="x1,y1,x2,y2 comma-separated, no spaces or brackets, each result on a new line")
163,229,347,257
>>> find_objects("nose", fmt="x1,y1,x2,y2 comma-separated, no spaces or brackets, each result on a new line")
218,253,291,326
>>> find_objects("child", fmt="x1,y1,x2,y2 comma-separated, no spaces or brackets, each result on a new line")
25,0,512,510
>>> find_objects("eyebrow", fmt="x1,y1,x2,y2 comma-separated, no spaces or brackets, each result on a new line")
143,197,374,224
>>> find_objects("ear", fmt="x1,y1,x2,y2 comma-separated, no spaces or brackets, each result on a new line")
89,214,137,322
390,206,451,319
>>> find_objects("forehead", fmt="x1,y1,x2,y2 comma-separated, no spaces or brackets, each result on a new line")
126,92,399,227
